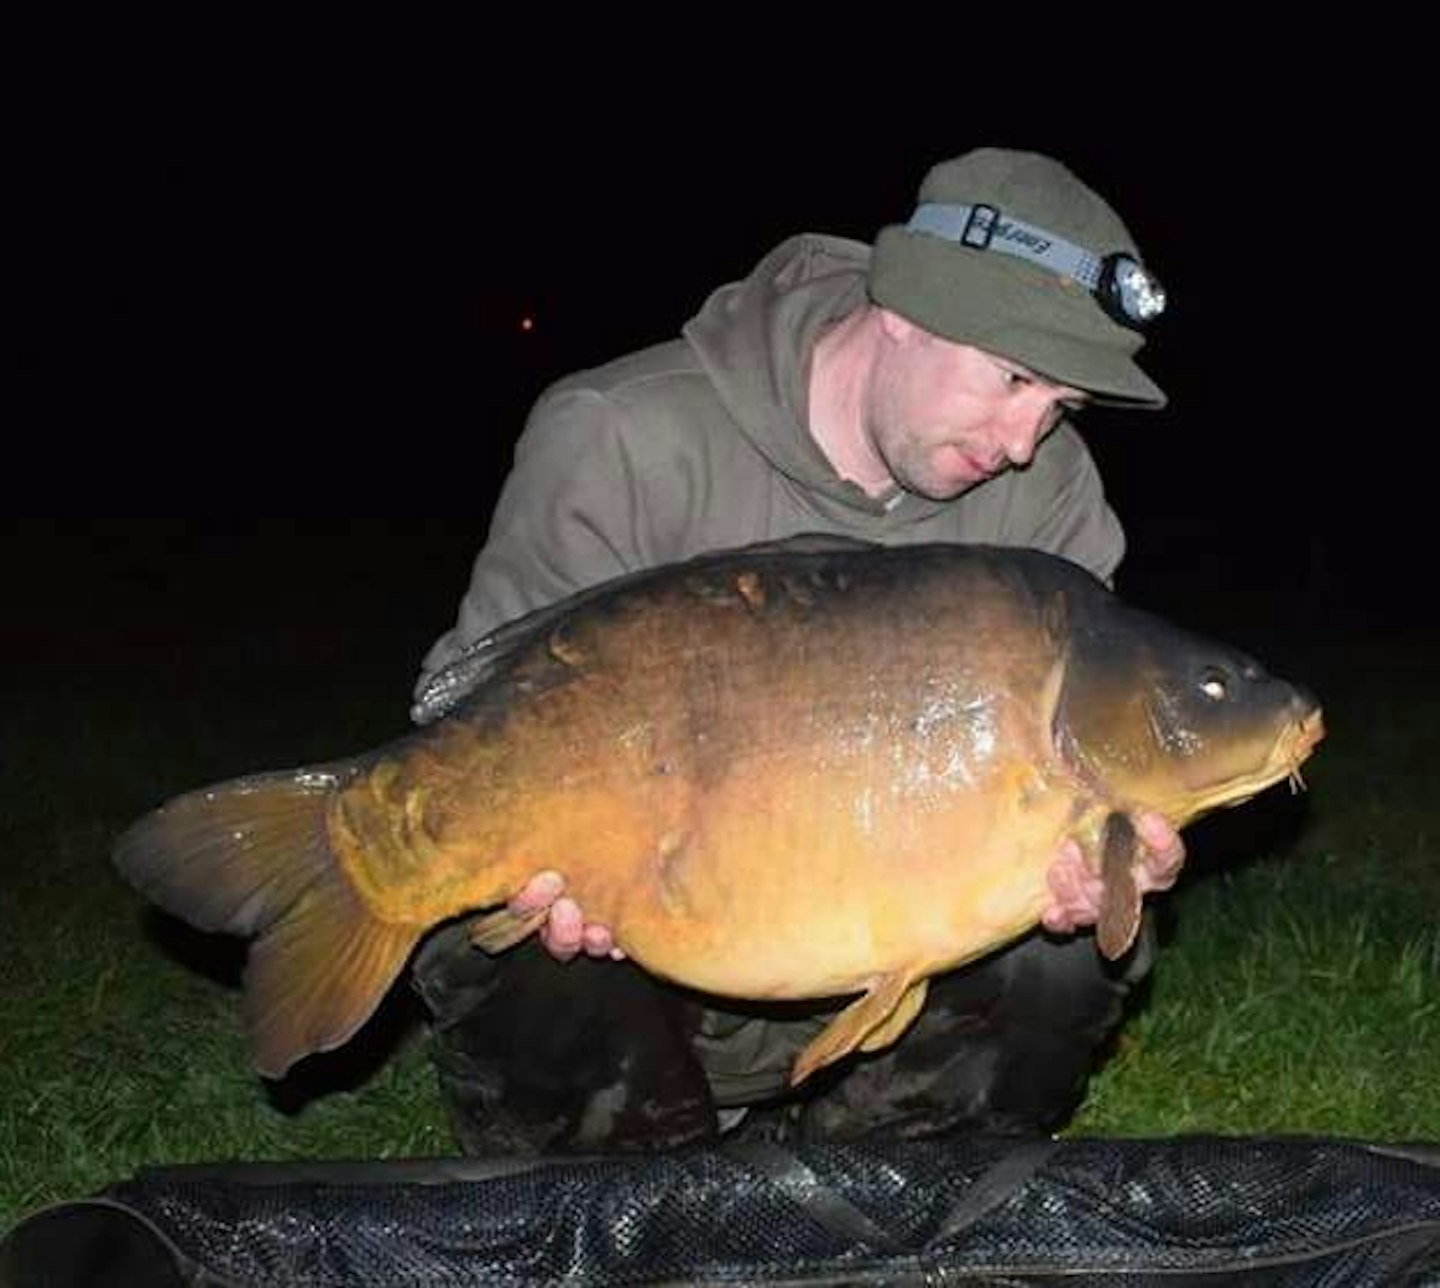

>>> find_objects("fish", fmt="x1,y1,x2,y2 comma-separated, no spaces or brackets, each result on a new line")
113,537,1324,1087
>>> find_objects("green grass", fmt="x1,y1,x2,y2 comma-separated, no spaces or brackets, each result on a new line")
0,655,456,1231
0,818,451,1223
1073,857,1439,1136
3,628,1437,1233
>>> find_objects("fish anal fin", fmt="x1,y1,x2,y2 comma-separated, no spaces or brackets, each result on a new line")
1096,811,1143,960
790,973,926,1087
466,905,551,954
858,978,929,1053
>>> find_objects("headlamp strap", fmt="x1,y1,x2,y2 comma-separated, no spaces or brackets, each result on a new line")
907,202,1106,290
906,202,1165,330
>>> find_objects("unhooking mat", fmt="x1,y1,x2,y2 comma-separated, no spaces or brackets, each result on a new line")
4,1134,1439,1285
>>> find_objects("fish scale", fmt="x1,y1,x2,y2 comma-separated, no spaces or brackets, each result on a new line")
114,537,1324,1085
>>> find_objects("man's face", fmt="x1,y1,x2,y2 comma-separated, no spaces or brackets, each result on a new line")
866,314,1089,501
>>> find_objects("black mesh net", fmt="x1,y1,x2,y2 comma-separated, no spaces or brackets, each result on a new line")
6,1135,1439,1286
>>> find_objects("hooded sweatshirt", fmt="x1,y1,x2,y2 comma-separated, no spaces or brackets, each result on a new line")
416,234,1124,695
414,234,1134,1103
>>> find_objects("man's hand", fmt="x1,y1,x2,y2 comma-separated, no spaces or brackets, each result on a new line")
1041,811,1185,935
510,870,626,962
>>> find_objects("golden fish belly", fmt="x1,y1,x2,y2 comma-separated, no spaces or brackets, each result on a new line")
606,751,1080,1002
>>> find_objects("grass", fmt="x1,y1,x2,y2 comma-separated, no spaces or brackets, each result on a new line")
1073,858,1439,1136
3,618,1437,1234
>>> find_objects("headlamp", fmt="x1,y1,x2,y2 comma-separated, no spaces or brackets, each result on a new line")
905,202,1166,333
1096,253,1166,329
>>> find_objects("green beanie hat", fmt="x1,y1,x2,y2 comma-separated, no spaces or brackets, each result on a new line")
869,148,1167,407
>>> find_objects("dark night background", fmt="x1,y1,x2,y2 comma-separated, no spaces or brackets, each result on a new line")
7,40,1439,1252
13,31,1435,720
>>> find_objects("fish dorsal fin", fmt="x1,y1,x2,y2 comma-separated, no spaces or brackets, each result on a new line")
412,597,587,725
411,535,885,724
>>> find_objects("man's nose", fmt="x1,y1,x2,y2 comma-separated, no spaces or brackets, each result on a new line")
996,398,1054,465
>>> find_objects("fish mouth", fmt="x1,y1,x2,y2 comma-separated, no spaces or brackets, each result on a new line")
1184,704,1326,818
1280,706,1326,791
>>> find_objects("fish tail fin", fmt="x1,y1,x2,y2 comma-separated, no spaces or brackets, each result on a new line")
113,760,424,1078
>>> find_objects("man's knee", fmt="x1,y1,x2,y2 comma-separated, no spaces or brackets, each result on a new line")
412,919,506,1031
413,928,718,1154
797,919,1157,1140
412,917,1157,1151
968,916,1156,1037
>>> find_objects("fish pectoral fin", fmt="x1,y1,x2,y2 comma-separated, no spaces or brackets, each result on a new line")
1096,811,1143,960
789,974,927,1087
466,905,551,954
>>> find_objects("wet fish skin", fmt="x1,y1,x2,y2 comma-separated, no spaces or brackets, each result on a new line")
113,538,1324,1084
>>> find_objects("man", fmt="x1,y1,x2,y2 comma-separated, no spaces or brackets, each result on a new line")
411,147,1183,1154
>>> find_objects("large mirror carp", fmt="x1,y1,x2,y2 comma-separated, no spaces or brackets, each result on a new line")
114,537,1324,1086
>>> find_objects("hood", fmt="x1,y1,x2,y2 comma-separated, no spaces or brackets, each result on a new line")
682,234,939,521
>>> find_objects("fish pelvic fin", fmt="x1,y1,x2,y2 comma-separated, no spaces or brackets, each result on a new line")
113,761,425,1079
466,904,551,954
1096,811,1144,960
789,974,928,1087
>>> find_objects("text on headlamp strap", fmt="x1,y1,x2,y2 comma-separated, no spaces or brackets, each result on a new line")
904,202,1166,328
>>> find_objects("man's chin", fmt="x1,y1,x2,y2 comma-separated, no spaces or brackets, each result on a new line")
902,468,988,503
928,446,1000,495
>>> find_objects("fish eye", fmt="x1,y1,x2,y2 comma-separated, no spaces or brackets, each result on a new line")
1199,669,1229,702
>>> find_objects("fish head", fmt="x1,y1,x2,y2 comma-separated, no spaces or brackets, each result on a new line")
1052,600,1325,826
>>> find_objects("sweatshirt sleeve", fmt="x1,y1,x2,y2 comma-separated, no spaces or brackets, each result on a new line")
413,386,687,698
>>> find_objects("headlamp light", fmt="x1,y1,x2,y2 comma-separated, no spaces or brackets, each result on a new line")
1097,253,1166,329
905,203,1167,334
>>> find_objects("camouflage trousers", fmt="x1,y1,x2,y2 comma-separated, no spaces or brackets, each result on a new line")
411,916,1155,1156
